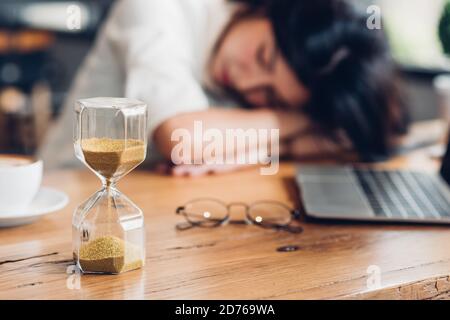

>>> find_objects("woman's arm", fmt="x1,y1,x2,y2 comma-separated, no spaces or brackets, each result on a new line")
153,108,311,164
153,108,359,176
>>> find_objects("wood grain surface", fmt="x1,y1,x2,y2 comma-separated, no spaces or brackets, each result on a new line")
1,148,450,300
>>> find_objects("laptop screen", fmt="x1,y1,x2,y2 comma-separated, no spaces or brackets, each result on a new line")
440,134,450,185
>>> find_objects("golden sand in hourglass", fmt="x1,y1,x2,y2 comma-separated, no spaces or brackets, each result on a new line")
76,236,144,274
81,138,146,179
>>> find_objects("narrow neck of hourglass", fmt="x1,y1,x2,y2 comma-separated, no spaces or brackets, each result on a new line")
103,178,117,190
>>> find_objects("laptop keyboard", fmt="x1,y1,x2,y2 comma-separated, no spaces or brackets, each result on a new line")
354,169,450,219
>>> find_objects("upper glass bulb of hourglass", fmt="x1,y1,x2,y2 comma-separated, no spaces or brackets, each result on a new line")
74,97,147,184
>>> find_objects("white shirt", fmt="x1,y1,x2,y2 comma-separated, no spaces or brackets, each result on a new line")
39,0,238,169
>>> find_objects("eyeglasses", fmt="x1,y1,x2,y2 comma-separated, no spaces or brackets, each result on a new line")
175,198,303,233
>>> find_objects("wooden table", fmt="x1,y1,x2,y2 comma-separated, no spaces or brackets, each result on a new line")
1,151,450,300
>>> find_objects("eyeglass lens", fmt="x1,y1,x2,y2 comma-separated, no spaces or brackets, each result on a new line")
248,202,292,226
183,199,228,226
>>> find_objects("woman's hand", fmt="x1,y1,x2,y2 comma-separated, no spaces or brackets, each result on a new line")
284,130,356,161
156,161,256,177
156,142,288,177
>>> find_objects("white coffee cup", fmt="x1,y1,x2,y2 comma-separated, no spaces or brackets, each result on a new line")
0,155,43,215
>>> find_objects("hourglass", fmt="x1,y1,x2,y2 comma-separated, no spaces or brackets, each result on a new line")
73,97,147,274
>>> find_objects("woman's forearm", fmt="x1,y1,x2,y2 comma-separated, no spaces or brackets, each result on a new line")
153,108,310,162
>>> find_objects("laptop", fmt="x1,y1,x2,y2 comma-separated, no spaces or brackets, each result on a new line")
296,137,450,224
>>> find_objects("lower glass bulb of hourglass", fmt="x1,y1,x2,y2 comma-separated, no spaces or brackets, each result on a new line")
73,187,145,274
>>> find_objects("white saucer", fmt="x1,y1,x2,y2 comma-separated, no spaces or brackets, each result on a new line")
0,187,69,228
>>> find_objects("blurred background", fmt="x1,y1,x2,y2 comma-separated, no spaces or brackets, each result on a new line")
0,0,449,155
0,0,112,155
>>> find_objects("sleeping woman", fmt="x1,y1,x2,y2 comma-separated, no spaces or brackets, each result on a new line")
39,0,409,175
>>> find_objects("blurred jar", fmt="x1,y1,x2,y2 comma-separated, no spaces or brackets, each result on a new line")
431,74,450,158
0,85,52,155
434,74,450,120
0,29,53,155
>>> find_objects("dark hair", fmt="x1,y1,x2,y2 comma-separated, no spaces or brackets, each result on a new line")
231,0,409,161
